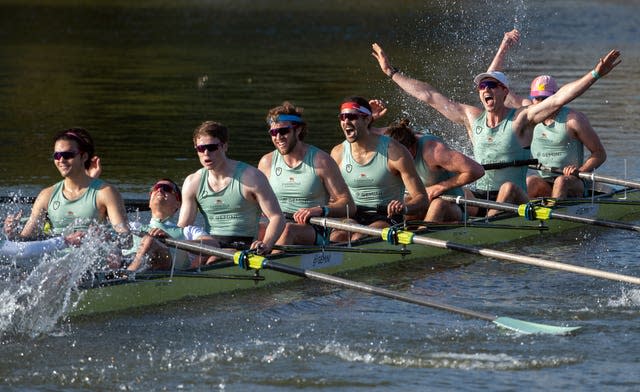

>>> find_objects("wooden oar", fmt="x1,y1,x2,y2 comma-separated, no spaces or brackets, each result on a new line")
0,195,150,211
483,159,538,171
531,164,640,190
309,217,640,286
161,237,579,335
440,194,640,233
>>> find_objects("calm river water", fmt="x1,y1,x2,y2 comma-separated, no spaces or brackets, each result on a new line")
1,0,639,390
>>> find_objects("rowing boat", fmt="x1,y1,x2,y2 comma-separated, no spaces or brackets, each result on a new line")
70,184,640,317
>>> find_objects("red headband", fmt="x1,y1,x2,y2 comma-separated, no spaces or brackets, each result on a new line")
340,102,372,116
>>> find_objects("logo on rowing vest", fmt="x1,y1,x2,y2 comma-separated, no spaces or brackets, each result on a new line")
345,164,353,173
52,201,60,210
475,125,483,135
275,167,282,176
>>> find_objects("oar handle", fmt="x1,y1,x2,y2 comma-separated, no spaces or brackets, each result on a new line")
531,164,640,190
482,159,538,171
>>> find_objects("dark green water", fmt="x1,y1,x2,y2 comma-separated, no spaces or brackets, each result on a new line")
0,0,520,194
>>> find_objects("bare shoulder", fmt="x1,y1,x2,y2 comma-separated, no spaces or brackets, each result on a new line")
387,136,412,160
566,108,589,123
330,143,344,164
96,181,124,204
257,151,274,172
241,162,269,185
330,142,343,156
33,185,55,208
183,169,203,186
313,147,337,168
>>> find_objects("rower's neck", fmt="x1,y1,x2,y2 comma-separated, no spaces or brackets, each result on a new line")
207,156,234,177
281,143,308,167
485,107,509,128
63,174,93,192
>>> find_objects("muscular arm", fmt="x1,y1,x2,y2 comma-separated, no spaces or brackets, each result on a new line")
98,184,129,234
177,172,202,227
257,152,273,178
423,140,485,200
371,43,480,135
244,168,285,254
314,151,355,217
522,49,621,126
17,187,53,240
387,140,428,217
568,110,606,173
330,143,344,167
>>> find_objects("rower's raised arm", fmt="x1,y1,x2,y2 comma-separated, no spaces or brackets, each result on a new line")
371,43,477,131
525,49,621,124
487,29,528,108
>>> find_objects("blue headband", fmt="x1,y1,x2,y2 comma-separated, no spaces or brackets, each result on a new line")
271,114,304,124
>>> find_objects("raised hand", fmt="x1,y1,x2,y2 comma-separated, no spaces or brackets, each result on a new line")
594,49,622,78
369,99,388,120
371,43,396,77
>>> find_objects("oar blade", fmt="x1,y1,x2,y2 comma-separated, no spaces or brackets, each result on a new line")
493,316,581,335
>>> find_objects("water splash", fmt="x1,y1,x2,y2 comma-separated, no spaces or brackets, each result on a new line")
607,287,640,307
0,230,120,338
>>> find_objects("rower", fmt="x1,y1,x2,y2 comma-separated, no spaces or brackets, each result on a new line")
178,121,285,255
257,101,355,246
385,119,484,222
486,29,607,199
371,41,621,215
3,128,130,245
124,179,219,272
330,97,428,240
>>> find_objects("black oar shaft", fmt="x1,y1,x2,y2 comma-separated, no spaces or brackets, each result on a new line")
164,237,495,320
263,260,495,321
159,236,579,334
483,159,538,170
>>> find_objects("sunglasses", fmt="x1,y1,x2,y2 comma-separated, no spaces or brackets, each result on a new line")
195,143,222,153
339,113,365,121
477,80,502,90
52,151,79,160
150,182,181,201
268,126,293,137
531,95,549,101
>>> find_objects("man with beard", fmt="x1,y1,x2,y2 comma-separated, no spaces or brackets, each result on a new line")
371,43,620,215
258,102,355,246
330,97,428,241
